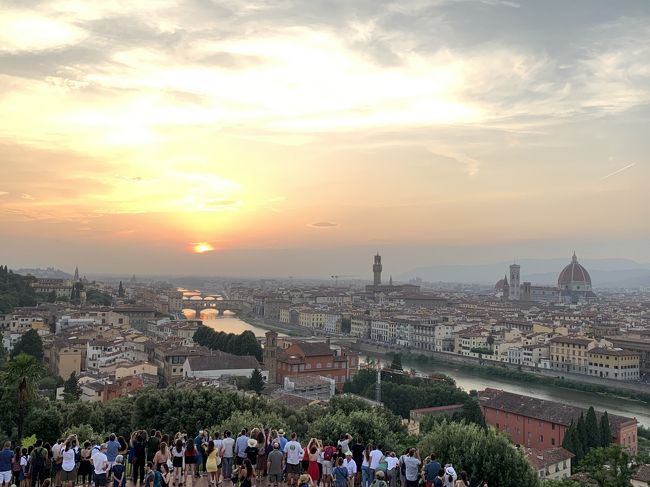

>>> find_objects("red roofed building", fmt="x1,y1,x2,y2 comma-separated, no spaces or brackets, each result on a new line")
265,334,359,390
478,388,638,454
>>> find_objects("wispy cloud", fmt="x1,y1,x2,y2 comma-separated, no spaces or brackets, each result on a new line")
601,162,637,180
309,221,339,228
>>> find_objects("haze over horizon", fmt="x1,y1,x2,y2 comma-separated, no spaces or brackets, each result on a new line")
2,0,649,277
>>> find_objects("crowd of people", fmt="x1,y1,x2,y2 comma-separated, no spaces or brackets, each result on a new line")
0,430,487,487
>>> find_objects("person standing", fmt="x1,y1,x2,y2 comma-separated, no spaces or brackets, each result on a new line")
0,442,14,487
337,436,351,457
235,431,249,467
193,432,204,478
93,445,109,487
442,467,456,487
368,446,383,484
342,452,356,487
267,443,284,487
152,443,170,473
432,469,444,487
423,453,440,487
30,440,48,487
306,439,321,486
221,431,235,481
146,433,159,467
106,437,120,472
111,456,126,487
283,434,303,487
132,435,146,485
60,440,77,487
204,442,219,487
332,459,348,487
171,440,184,487
384,453,399,487
402,450,420,487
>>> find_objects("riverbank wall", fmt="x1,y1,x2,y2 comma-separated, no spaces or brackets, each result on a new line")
351,340,650,395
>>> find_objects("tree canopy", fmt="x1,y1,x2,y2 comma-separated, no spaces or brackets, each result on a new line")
193,326,263,361
418,421,540,487
247,368,265,395
0,266,36,313
11,329,44,360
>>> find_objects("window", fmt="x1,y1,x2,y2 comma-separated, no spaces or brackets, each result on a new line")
551,438,555,446
539,435,544,443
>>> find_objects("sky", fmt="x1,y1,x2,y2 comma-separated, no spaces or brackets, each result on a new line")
1,0,649,278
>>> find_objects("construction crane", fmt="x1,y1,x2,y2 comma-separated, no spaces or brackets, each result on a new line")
330,274,357,286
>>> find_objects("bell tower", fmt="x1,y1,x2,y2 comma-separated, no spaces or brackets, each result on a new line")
373,253,382,286
264,331,278,384
509,263,520,301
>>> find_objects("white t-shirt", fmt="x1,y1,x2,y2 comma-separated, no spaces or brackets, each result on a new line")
213,439,223,451
343,459,357,476
93,452,108,475
386,457,399,471
20,456,28,469
369,449,383,470
338,439,350,454
62,449,76,472
222,438,235,458
283,441,303,465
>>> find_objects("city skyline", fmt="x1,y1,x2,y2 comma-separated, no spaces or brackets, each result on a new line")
1,0,650,275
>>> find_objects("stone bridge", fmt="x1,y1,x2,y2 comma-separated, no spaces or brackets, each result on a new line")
182,298,249,316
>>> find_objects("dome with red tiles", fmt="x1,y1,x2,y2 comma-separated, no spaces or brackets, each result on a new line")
558,252,592,291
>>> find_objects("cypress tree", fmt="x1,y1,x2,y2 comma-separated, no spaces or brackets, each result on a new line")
576,413,587,452
600,411,612,447
585,406,600,449
571,425,584,461
562,422,576,453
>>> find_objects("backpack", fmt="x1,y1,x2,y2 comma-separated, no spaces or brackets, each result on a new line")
372,481,387,487
12,457,21,473
323,447,334,461
32,448,46,469
75,448,81,463
400,457,406,477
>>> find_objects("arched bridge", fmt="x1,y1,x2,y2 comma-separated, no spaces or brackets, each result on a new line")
182,299,249,316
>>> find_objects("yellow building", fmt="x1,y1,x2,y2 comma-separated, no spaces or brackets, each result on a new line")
549,336,595,374
115,361,158,380
50,338,86,379
587,347,640,381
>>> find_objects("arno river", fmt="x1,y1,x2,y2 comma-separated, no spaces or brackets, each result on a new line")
200,313,650,428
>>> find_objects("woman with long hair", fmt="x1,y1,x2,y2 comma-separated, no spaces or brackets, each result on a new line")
153,443,170,472
238,459,255,487
255,430,268,480
361,445,372,487
171,440,185,487
78,442,92,487
183,440,198,483
205,442,220,487
60,439,77,487
306,438,322,486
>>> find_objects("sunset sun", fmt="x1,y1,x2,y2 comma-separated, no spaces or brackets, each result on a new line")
192,242,215,254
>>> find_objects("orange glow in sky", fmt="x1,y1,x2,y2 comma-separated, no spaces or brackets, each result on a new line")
192,242,215,254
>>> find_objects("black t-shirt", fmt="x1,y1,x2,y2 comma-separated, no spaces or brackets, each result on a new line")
351,444,364,469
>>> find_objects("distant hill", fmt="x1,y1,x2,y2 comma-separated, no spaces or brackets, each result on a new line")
400,258,650,288
16,267,73,279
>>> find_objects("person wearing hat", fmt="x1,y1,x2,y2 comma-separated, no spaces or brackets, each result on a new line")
276,430,288,451
342,452,357,487
443,466,456,487
267,443,284,487
245,438,259,474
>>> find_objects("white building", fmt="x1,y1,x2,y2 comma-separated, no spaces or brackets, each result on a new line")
183,352,266,381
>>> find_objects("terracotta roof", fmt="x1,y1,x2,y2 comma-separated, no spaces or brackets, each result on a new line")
558,253,592,287
588,347,639,357
292,341,333,357
525,448,574,469
186,352,260,371
549,336,593,346
633,464,650,482
478,388,636,432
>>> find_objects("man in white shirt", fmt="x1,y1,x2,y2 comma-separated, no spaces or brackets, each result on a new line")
369,445,383,483
221,430,235,480
343,451,357,487
93,444,109,487
283,433,303,487
52,438,64,487
385,452,400,487
337,433,352,455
